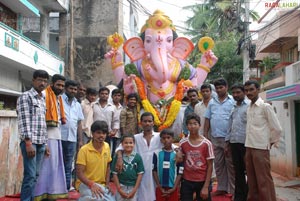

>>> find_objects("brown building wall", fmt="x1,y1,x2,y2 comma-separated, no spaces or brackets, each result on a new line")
59,0,123,88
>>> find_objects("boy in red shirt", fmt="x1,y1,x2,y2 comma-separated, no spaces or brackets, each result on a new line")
178,113,214,201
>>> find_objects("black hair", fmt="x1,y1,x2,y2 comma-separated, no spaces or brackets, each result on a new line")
185,113,201,125
140,112,154,122
231,83,245,92
86,87,97,95
200,83,212,91
52,74,66,83
65,80,79,88
99,86,110,94
160,128,174,138
112,88,122,96
187,88,198,95
127,93,138,100
244,80,260,89
91,120,109,134
213,78,228,87
121,134,135,143
33,70,49,79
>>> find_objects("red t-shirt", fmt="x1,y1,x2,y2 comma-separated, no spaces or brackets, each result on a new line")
179,137,214,182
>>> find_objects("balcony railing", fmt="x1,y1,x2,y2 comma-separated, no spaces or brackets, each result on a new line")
0,22,64,76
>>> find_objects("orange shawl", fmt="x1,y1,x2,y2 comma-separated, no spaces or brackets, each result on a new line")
45,86,66,127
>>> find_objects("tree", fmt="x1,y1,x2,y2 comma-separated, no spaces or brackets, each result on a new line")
185,0,260,86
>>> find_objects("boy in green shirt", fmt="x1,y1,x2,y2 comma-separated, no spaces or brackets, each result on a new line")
111,134,144,200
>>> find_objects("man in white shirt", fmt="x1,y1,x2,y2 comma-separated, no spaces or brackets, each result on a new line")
244,80,282,201
194,83,212,136
81,87,97,144
93,87,119,151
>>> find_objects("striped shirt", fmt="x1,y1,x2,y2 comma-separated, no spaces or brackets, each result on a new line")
153,149,184,188
17,87,47,144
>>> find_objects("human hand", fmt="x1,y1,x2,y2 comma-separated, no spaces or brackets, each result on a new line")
175,149,184,163
200,186,209,200
115,156,123,173
90,183,104,199
25,141,35,158
45,145,50,157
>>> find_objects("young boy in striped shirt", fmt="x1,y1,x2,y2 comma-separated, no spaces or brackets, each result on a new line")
152,129,183,201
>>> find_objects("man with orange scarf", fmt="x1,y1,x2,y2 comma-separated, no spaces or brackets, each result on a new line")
34,74,68,200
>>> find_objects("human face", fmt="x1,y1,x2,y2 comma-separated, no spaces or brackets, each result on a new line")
65,85,77,99
215,85,228,98
244,84,259,103
187,119,200,135
141,115,154,132
112,93,122,104
77,86,86,98
127,97,137,108
92,130,107,144
200,88,211,100
232,88,245,103
188,92,198,104
160,134,173,150
32,77,48,93
87,93,97,103
122,137,135,154
99,90,109,102
51,80,65,95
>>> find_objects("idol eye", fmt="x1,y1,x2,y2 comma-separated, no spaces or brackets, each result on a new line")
146,39,151,43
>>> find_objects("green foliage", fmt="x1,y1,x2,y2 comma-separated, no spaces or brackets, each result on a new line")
184,0,260,86
189,33,243,87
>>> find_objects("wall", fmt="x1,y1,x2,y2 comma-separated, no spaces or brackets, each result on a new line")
59,0,123,88
0,111,22,197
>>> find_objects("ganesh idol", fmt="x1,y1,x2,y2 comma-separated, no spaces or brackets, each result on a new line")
105,10,218,130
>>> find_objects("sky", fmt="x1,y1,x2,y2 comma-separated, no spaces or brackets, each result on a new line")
134,0,285,38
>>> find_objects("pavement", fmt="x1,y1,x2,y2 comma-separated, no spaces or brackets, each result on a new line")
0,172,299,201
273,172,300,201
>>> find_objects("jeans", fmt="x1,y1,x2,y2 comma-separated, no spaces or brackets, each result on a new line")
20,141,46,201
78,183,115,201
61,140,77,190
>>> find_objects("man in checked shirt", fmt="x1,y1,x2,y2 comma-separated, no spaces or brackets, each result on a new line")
17,70,50,201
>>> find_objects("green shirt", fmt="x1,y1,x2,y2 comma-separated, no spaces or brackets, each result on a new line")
111,151,144,186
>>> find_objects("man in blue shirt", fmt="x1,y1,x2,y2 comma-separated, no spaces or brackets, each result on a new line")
226,84,249,201
204,78,235,197
182,88,200,136
61,80,84,191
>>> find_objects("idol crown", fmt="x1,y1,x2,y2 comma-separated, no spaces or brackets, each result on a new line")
141,10,176,33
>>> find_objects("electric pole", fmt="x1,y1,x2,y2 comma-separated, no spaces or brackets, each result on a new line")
243,0,250,83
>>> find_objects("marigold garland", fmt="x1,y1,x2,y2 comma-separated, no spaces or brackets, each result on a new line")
133,75,185,129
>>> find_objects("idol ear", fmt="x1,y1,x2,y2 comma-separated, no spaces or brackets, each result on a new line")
171,37,194,60
123,37,146,62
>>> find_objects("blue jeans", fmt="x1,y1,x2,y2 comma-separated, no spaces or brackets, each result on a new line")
61,140,77,190
20,141,45,201
78,183,115,201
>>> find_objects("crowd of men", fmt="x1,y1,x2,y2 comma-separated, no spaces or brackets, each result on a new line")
17,69,282,201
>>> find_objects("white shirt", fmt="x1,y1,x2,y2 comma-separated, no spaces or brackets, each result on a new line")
93,102,119,132
194,101,209,135
81,98,95,137
245,97,282,150
112,103,123,138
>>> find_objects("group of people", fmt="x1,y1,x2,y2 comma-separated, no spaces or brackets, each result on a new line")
17,70,282,201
